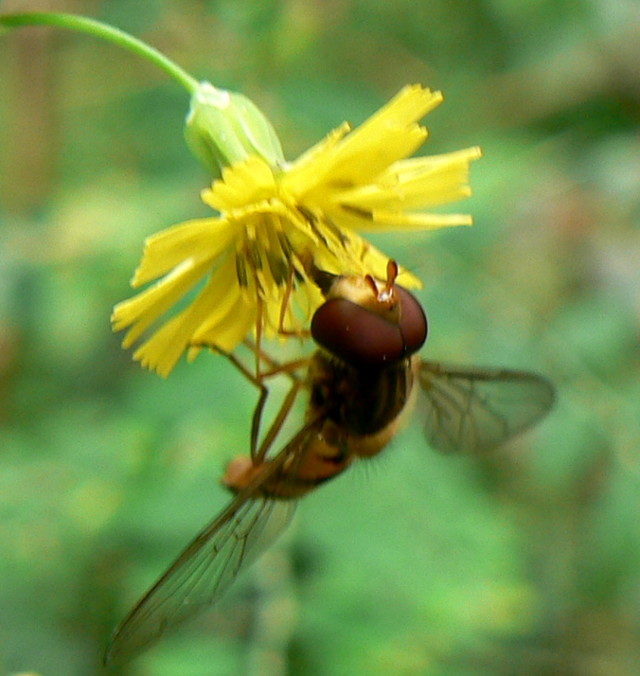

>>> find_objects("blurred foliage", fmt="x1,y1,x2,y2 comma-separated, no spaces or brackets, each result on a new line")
1,0,639,675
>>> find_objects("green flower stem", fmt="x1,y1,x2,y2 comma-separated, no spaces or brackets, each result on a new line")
0,12,199,94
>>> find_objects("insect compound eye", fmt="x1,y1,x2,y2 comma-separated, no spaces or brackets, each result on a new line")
311,298,401,366
311,288,428,368
394,286,428,355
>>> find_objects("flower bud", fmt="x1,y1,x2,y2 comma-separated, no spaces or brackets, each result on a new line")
185,82,284,177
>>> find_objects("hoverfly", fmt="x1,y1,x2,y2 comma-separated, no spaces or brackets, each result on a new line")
104,259,554,665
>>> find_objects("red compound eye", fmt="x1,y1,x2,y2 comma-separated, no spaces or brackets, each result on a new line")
394,286,428,355
311,287,427,368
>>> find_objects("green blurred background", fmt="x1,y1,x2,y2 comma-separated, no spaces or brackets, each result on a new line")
1,1,639,675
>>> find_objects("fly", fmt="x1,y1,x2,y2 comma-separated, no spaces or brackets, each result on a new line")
104,260,554,665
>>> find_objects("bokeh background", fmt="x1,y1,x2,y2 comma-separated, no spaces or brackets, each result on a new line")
1,1,639,675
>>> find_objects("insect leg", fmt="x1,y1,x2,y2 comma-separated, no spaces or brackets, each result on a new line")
244,338,310,379
254,377,303,464
225,348,271,457
189,339,308,461
275,264,311,340
241,340,310,462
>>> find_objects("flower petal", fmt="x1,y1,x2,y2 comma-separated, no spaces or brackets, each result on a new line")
336,147,482,211
281,123,351,196
131,255,253,376
113,256,214,347
202,156,276,212
368,211,474,230
319,85,442,184
132,217,235,287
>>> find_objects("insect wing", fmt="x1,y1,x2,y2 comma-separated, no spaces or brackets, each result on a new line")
418,360,555,454
104,425,317,666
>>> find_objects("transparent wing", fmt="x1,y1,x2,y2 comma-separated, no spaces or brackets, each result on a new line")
418,360,555,454
104,423,317,666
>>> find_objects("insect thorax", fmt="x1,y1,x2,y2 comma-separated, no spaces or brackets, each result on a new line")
307,350,413,437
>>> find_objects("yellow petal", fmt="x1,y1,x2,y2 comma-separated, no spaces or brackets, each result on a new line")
281,123,351,196
202,156,276,212
132,217,236,287
336,147,482,211
132,259,249,376
193,297,255,353
320,85,442,184
368,211,474,230
113,256,213,347
191,256,254,339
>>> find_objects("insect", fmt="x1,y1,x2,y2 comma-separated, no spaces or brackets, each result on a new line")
104,260,555,665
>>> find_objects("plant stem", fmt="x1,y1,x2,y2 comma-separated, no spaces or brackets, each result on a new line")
0,12,199,94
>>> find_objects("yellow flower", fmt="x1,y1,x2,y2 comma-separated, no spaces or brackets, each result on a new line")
112,84,481,377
